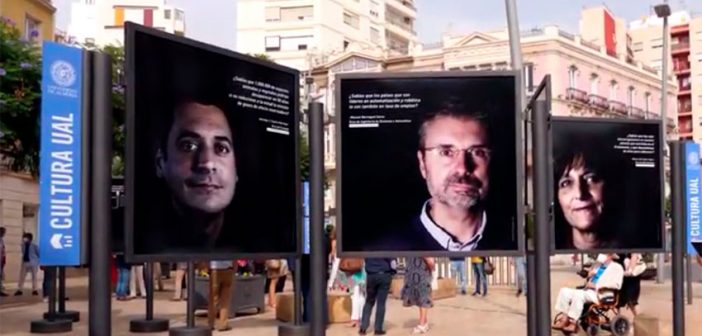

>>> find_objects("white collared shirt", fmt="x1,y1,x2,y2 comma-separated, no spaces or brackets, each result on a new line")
419,200,486,251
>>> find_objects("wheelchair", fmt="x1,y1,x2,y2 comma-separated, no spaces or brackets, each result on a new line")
553,289,631,336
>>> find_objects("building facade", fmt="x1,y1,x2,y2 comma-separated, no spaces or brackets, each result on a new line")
236,0,418,70
0,0,56,44
67,0,185,47
0,0,57,288
629,12,702,140
308,25,678,227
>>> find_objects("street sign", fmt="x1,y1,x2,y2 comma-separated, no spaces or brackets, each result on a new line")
685,142,702,254
38,42,86,266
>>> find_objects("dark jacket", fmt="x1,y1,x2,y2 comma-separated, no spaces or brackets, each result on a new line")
377,214,516,252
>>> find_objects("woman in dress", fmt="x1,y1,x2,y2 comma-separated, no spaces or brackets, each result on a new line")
401,257,435,334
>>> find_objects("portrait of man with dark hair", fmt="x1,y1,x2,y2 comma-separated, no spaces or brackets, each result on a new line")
128,24,300,260
153,97,238,250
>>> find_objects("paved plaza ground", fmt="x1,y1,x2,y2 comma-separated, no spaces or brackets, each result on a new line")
1,265,701,335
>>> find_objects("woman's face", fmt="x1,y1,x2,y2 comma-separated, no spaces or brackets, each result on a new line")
557,155,605,232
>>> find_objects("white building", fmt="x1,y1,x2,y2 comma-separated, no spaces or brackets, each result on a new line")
236,0,418,70
67,0,185,47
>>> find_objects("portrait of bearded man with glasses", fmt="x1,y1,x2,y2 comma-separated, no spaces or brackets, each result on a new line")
381,101,509,252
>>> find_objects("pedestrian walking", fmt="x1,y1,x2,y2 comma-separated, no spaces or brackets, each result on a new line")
172,262,187,301
470,256,487,296
513,256,527,297
616,253,643,316
401,257,434,334
15,233,39,296
449,257,467,295
359,258,394,335
208,260,236,331
115,254,131,300
129,263,146,298
266,259,288,309
0,227,7,296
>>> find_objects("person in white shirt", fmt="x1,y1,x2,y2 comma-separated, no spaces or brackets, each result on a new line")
552,254,624,333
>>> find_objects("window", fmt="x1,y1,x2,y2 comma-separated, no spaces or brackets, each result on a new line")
265,36,280,52
627,86,636,107
24,15,41,42
164,9,171,19
280,6,313,21
524,63,534,92
343,40,349,50
113,7,124,26
609,80,618,100
280,35,312,51
343,11,359,29
265,7,280,21
370,27,380,44
590,74,599,95
633,42,643,52
645,92,651,112
568,66,578,88
175,10,184,20
370,0,380,18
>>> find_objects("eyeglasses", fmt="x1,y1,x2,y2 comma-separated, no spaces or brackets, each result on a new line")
422,145,491,163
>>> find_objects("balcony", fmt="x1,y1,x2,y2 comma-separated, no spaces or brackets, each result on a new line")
608,100,627,116
671,42,690,54
674,62,691,73
628,106,646,119
588,94,609,110
385,17,416,40
386,0,417,18
565,88,588,104
679,104,692,115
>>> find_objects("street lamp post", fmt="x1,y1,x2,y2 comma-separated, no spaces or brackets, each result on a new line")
654,2,671,286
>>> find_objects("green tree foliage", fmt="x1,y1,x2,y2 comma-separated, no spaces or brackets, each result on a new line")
0,18,42,175
99,44,126,177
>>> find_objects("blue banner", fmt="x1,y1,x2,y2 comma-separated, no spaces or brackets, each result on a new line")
38,42,84,266
303,181,310,254
685,142,702,254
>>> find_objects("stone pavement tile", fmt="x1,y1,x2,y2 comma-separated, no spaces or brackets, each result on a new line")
1,268,701,336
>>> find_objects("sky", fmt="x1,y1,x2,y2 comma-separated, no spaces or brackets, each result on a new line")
53,0,702,51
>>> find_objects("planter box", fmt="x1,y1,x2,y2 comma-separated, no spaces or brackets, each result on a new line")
275,291,351,323
193,274,266,317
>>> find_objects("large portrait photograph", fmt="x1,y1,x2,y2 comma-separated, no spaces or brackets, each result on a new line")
551,118,664,252
337,72,522,256
125,23,299,260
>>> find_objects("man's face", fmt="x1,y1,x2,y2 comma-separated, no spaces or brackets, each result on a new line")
557,156,604,232
418,116,490,210
157,102,237,214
